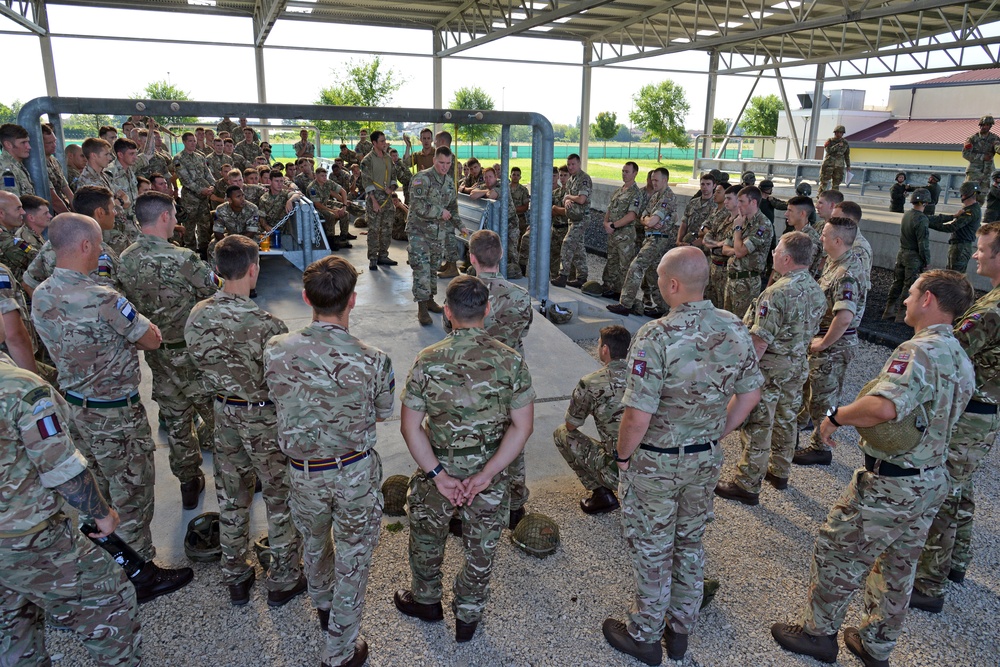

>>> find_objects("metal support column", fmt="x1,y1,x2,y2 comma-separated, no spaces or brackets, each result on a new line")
50,115,66,169
713,60,767,160
37,1,58,97
806,65,825,160
254,46,268,141
775,68,802,160
433,32,444,133
499,125,510,278
703,49,719,159
579,42,592,171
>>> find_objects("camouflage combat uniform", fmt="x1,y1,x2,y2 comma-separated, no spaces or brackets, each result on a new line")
480,181,523,279
106,160,140,218
601,182,643,293
703,207,733,308
819,137,850,193
45,154,69,200
511,181,530,237
293,139,315,158
0,261,43,375
0,355,141,666
554,358,627,492
406,166,458,303
173,150,216,253
75,165,140,255
0,150,34,197
185,292,303,594
928,202,982,273
850,231,873,321
403,327,534,624
885,208,930,313
361,150,396,263
962,130,999,203
119,234,221,485
24,240,119,292
393,159,411,203
137,148,173,182
234,140,262,164
205,151,228,180
355,139,373,158
733,269,826,491
0,225,36,284
914,287,1000,596
546,180,569,280
307,178,348,239
264,321,393,667
723,210,772,320
679,194,716,245
213,201,261,238
557,169,592,281
620,301,762,643
796,324,973,662
31,268,157,559
617,187,676,314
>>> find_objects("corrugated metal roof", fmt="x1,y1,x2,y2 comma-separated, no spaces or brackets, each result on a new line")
846,119,986,146
913,67,1000,86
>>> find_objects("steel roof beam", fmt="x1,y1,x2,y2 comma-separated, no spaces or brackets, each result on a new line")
253,0,286,47
1,0,45,34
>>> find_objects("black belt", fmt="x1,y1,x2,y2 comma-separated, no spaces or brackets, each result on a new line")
728,270,760,280
216,394,273,407
432,444,497,458
863,453,931,478
289,450,370,472
640,441,715,455
965,398,999,415
816,328,857,337
552,223,568,229
163,340,186,350
64,391,140,409
645,232,667,238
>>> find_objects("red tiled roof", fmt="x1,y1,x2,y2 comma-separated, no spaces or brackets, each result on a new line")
846,119,984,146
914,68,1000,86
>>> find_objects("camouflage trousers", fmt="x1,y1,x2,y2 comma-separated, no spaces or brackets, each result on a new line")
557,220,588,280
213,402,302,590
723,274,760,321
506,451,529,512
818,163,845,193
620,236,670,313
391,208,408,241
800,337,858,452
620,445,722,642
735,357,808,492
366,199,394,261
548,225,569,279
407,228,443,302
886,250,924,311
553,424,618,492
67,402,156,561
798,467,949,661
145,347,212,484
601,228,636,294
706,260,728,309
966,164,992,205
947,242,974,273
408,450,509,623
503,218,522,279
0,517,141,667
287,450,382,667
442,225,463,263
915,409,999,596
180,192,209,252
318,208,349,239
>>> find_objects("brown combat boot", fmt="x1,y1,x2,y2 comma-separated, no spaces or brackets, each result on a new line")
437,261,459,278
417,301,432,326
426,298,443,314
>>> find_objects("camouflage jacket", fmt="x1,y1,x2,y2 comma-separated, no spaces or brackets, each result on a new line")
746,268,826,361
565,358,627,449
264,321,395,459
105,160,139,215
641,186,677,235
23,240,119,292
307,179,345,207
510,182,530,215
822,137,850,169
0,261,37,359
928,202,982,245
406,166,458,231
727,209,772,274
259,190,295,227
293,139,315,157
623,300,763,447
173,151,215,195
0,151,34,197
0,227,36,283
46,154,69,194
205,152,230,180
682,194,716,241
360,151,394,203
213,202,261,237
564,170,593,222
76,165,139,255
354,139,373,158
818,250,866,335
392,159,411,187
479,270,533,353
137,149,173,180
955,284,1000,403
606,182,642,229
186,291,288,403
962,131,1000,170
234,140,262,163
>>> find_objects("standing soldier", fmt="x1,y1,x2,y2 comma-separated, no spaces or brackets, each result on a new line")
772,270,975,667
174,132,216,257
205,137,229,179
510,166,530,240
394,275,534,643
819,125,850,193
927,181,983,272
554,324,630,514
235,127,262,165
31,213,193,600
600,162,643,298
118,192,221,510
703,185,740,307
676,173,718,246
0,123,35,197
264,256,393,667
962,115,999,204
361,131,397,271
551,154,592,288
406,146,458,325
719,185,773,319
883,188,932,321
547,167,569,280
432,131,465,278
294,129,315,159
185,235,304,608
76,138,138,255
715,232,826,504
354,129,373,158
406,128,436,173
602,247,762,665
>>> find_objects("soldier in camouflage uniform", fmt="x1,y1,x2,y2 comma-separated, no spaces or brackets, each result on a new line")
603,247,763,665
781,196,823,279
433,131,466,277
174,132,216,256
986,169,1000,223
719,186,772,320
65,144,86,191
927,181,983,272
106,137,154,221
911,223,1000,612
715,233,826,505
395,275,534,643
390,147,412,203
600,162,643,297
235,128,262,164
258,173,302,242
962,115,999,204
17,194,49,252
264,255,393,667
0,258,40,375
699,184,733,308
528,167,567,281
0,191,35,284
819,125,850,193
773,269,975,667
551,154,591,288
210,186,264,261
607,167,676,318
217,117,238,136
361,131,397,271
118,193,222,509
294,129,315,159
554,324,629,514
469,168,523,279
794,218,867,466
510,166,530,238
222,138,247,174
76,138,139,255
0,123,35,197
41,125,72,213
354,130,373,159
676,173,718,246
185,235,304,607
0,349,141,666
407,146,459,326
308,168,352,246
205,138,229,179
883,189,931,320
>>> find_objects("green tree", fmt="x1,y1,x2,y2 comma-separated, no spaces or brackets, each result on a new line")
712,118,729,136
0,100,21,125
591,111,618,157
64,114,116,138
629,80,691,161
614,124,632,142
741,94,784,137
449,86,499,157
315,55,404,142
315,83,363,143
131,80,197,127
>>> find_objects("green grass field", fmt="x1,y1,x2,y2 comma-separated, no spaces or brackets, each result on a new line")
473,158,694,184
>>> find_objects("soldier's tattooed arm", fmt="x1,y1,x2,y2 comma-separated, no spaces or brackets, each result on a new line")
55,469,112,519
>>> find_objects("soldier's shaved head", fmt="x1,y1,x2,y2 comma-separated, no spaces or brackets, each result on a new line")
658,246,710,298
49,212,101,254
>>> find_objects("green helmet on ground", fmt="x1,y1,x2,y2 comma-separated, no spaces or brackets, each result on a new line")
580,280,604,296
254,535,271,572
510,513,560,558
959,181,980,199
382,474,410,517
547,303,573,324
184,512,221,563
854,378,931,458
910,188,932,205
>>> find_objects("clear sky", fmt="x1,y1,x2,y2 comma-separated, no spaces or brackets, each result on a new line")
0,4,995,131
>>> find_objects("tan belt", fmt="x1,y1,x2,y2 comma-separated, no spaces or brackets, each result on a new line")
0,515,55,539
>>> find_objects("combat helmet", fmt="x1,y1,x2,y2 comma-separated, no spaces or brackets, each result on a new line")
580,280,604,296
854,378,932,458
547,303,573,324
510,513,560,558
993,170,1000,181
184,512,221,562
759,179,774,192
741,171,756,186
254,535,271,572
795,181,812,197
834,125,846,133
910,188,932,205
960,181,980,199
980,115,995,126
382,474,410,517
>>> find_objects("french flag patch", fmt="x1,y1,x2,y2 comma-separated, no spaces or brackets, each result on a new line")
37,414,62,439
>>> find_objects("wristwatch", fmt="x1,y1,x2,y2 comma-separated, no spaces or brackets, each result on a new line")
613,451,630,463
426,463,444,479
826,406,842,427
733,225,743,232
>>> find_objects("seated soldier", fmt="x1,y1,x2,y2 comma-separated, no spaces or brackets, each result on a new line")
389,183,409,241
307,167,354,249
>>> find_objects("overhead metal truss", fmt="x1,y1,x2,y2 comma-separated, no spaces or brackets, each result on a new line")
1,0,44,33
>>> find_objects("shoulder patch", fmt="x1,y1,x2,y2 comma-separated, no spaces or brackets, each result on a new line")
13,237,31,252
758,302,769,318
0,272,10,290
887,359,909,375
97,254,112,278
209,271,223,288
36,414,62,439
3,174,15,188
959,313,982,333
842,288,854,301
22,385,51,406
631,359,647,377
115,296,137,322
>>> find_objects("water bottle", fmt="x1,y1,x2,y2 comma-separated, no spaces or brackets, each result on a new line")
273,229,281,249
81,524,146,580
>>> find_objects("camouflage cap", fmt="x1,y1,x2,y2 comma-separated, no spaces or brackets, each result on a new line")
980,115,995,125
960,181,980,199
548,303,573,324
510,513,560,558
834,125,846,133
910,187,932,204
381,474,410,517
741,171,756,185
580,280,604,296
184,512,222,562
854,378,931,457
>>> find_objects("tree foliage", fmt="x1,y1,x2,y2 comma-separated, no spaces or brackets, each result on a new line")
130,80,197,127
712,118,729,136
591,111,618,157
0,100,21,125
741,94,784,137
63,114,117,139
315,56,404,142
629,80,691,160
450,86,499,157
